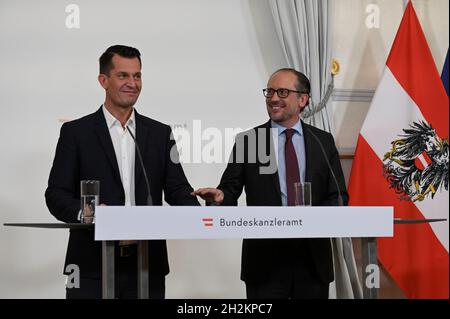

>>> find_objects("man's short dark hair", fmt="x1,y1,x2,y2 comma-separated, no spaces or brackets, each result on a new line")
272,68,310,94
99,45,141,75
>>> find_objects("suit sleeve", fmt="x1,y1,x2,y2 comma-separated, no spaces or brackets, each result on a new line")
163,127,200,206
45,123,81,223
217,134,246,206
322,133,349,206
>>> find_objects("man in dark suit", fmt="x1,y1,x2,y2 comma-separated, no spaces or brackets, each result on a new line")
45,45,199,299
193,68,348,298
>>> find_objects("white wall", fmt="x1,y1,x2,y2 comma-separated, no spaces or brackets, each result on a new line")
0,0,448,298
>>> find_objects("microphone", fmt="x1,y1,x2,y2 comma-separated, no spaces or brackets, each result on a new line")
305,127,344,206
126,126,153,206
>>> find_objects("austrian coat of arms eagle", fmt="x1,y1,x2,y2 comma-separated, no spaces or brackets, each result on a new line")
382,121,449,202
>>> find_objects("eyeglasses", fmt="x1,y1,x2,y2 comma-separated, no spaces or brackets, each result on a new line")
262,88,308,98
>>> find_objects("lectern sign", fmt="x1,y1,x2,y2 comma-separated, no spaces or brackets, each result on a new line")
94,206,393,241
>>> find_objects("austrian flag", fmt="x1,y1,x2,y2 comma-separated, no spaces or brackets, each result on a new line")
348,1,449,298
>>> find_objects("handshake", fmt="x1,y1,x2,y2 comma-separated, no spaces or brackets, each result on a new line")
191,188,224,205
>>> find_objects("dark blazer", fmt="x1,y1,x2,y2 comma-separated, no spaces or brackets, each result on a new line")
217,120,348,284
45,107,199,279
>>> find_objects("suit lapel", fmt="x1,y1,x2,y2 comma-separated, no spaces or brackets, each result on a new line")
262,121,281,198
134,110,149,187
302,121,313,183
93,107,122,184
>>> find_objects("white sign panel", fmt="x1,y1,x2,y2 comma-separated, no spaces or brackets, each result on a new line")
95,206,393,241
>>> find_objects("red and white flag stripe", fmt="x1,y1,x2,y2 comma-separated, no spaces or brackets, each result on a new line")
349,1,449,298
414,152,432,171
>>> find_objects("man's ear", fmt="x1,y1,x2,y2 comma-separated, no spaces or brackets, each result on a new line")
98,74,108,90
301,94,310,106
298,93,309,110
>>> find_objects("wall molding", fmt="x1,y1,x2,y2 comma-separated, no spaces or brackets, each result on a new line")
338,147,356,159
332,88,375,102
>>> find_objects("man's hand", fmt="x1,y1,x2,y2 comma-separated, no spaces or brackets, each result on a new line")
81,203,94,224
81,203,106,224
192,188,224,204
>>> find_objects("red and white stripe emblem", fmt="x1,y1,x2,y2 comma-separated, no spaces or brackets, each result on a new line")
202,218,214,227
414,151,432,171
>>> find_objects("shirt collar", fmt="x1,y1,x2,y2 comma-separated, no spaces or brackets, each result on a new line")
271,119,303,136
102,105,135,130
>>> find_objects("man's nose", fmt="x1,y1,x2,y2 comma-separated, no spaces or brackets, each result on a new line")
126,79,138,88
269,91,281,102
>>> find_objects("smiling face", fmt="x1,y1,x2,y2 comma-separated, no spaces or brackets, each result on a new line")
265,71,309,128
98,54,142,110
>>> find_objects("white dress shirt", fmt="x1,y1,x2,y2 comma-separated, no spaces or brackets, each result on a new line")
102,105,136,206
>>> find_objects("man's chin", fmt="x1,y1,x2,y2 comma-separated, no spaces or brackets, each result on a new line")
269,115,285,123
118,101,137,109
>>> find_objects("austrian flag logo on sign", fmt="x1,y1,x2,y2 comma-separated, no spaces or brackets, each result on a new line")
202,218,214,227
382,121,449,202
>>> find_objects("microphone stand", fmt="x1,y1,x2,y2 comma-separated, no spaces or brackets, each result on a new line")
126,125,151,298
